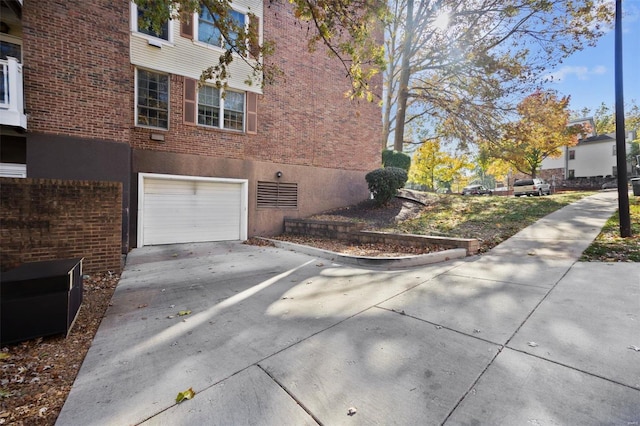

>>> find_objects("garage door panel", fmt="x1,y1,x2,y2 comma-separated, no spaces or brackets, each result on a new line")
141,176,245,246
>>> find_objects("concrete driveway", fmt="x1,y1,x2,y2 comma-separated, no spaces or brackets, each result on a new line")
57,192,640,425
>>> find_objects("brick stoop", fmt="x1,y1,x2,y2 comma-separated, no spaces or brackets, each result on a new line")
284,218,479,255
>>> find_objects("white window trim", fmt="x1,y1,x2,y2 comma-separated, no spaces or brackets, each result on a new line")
197,86,246,132
130,2,175,46
192,6,250,55
135,67,170,130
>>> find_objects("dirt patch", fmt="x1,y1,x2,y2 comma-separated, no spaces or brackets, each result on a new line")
268,235,445,257
309,196,427,228
0,273,119,426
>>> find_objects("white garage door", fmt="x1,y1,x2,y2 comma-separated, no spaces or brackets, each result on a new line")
138,174,248,246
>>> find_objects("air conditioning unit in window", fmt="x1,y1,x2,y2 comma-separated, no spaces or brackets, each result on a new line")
0,162,27,178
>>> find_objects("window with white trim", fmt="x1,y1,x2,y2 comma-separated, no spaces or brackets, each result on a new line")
197,6,246,49
131,3,173,42
136,69,169,129
197,86,244,131
184,78,257,134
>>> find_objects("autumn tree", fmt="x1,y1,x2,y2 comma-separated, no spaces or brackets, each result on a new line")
475,141,512,185
134,0,386,98
408,139,470,190
490,91,585,178
384,0,614,152
575,100,640,137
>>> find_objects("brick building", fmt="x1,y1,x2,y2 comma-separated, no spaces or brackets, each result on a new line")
1,0,381,252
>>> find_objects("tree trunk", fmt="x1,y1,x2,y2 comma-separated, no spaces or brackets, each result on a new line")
392,0,414,152
382,76,394,150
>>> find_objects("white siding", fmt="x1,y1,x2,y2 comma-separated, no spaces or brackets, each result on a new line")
569,142,621,177
541,150,566,170
138,174,248,246
130,1,263,93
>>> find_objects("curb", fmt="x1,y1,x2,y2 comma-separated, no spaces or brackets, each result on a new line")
261,238,467,269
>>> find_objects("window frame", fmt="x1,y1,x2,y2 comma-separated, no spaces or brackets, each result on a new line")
196,85,245,132
135,68,170,130
197,85,221,128
130,2,174,45
568,149,576,160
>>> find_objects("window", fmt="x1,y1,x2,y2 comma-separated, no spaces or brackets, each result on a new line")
568,169,575,179
132,3,171,41
198,7,246,49
569,150,575,160
198,86,220,127
137,69,169,129
223,91,245,130
184,78,257,133
197,86,244,131
0,40,22,62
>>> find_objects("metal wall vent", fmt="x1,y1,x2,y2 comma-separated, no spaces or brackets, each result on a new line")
257,181,298,209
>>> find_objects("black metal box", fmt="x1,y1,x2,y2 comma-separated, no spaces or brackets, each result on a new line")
1,258,83,345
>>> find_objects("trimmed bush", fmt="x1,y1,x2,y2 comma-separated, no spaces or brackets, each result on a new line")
365,167,408,206
382,149,411,171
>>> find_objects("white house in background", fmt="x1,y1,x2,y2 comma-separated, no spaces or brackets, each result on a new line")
540,117,635,180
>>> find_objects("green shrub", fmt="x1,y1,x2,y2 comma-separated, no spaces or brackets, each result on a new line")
365,167,408,205
382,150,411,171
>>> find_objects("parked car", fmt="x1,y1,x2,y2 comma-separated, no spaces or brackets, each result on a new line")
601,180,617,189
513,178,551,196
462,184,492,196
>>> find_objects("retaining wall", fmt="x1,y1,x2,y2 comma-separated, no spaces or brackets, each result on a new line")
284,218,479,255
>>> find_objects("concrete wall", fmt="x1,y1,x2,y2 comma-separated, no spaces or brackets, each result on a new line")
131,149,373,246
0,178,122,274
27,133,131,251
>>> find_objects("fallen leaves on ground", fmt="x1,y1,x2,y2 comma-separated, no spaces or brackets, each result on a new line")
269,235,445,257
0,273,119,425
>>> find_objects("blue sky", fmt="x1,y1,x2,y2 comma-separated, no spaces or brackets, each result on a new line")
542,1,640,115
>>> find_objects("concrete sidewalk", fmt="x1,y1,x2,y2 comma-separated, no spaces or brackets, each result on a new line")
57,191,640,425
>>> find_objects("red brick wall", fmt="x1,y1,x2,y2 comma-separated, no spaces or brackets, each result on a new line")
22,0,132,142
130,0,382,172
0,178,122,274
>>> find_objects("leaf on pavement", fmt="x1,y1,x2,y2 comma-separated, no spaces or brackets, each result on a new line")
176,387,196,403
178,310,191,316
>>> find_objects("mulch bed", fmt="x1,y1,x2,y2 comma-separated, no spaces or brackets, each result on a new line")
266,235,445,257
0,273,119,426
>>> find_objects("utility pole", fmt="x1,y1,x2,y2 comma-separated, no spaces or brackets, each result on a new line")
615,0,631,237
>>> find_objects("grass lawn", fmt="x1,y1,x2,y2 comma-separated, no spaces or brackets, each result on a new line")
386,191,595,252
580,195,640,262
